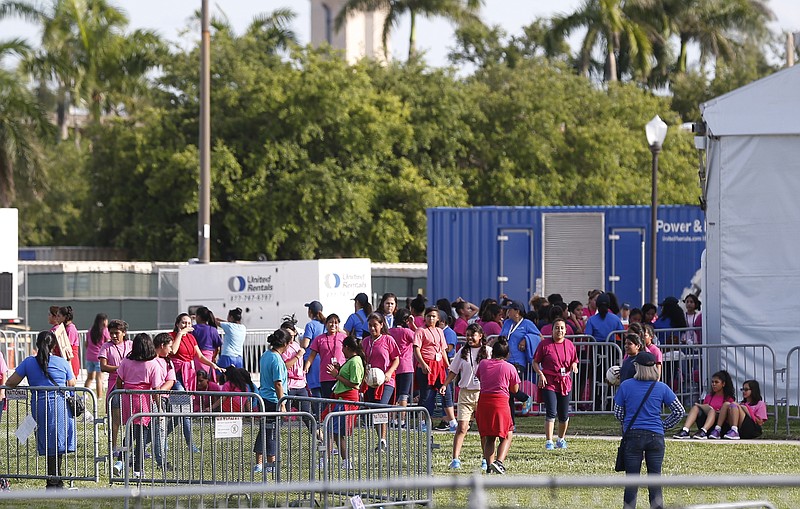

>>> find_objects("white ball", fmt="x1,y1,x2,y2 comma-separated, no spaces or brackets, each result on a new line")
606,365,621,386
365,367,386,388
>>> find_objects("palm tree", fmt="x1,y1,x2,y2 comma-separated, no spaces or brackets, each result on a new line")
548,0,654,82
0,39,52,207
335,0,484,60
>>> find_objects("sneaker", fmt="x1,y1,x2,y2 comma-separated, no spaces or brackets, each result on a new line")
708,429,721,440
419,422,428,433
253,464,263,473
693,430,708,440
341,459,353,470
449,458,462,469
556,438,568,449
673,429,690,439
434,421,450,431
480,459,487,472
375,439,387,452
112,461,124,477
489,460,506,475
522,397,534,415
723,429,740,440
545,440,555,451
449,421,458,433
265,462,276,473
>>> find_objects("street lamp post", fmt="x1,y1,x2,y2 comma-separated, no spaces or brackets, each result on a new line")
198,0,211,263
645,115,668,305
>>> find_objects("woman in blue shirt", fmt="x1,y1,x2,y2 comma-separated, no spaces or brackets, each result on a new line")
253,328,290,474
303,301,326,419
217,307,246,370
344,293,372,339
499,301,539,417
585,293,624,342
6,330,76,489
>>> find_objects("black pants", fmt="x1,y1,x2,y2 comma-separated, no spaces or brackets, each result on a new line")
46,455,64,489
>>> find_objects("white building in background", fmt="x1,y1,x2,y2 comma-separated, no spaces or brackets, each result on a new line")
310,0,390,64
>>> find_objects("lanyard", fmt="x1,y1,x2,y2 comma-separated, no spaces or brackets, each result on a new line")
508,319,523,337
552,340,567,368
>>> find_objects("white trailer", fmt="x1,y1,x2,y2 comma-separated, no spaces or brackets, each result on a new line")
178,259,371,329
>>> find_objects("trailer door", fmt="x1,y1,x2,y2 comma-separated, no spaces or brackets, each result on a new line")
609,228,645,306
498,228,534,304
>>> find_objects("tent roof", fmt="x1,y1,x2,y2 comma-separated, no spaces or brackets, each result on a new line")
701,64,800,136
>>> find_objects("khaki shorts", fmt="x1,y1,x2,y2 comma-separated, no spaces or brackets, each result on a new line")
457,389,480,422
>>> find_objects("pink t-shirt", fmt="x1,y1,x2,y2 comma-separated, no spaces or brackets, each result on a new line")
476,358,520,397
533,338,578,395
389,327,416,374
309,332,347,382
98,340,132,398
645,343,663,363
702,392,735,411
66,322,80,347
117,357,164,425
413,315,425,329
282,341,306,390
453,318,468,336
477,320,502,338
743,400,768,423
413,327,447,362
362,334,400,388
85,328,111,362
154,357,176,385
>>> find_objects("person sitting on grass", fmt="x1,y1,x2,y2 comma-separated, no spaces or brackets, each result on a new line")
707,379,767,440
673,370,735,439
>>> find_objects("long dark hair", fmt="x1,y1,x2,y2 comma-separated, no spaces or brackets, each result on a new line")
393,309,412,329
58,305,74,324
742,379,762,404
480,303,502,323
196,306,217,326
127,333,157,361
267,329,291,350
35,330,58,377
491,337,510,360
712,370,736,400
173,313,190,333
225,366,254,392
366,312,389,337
342,335,366,368
462,323,489,363
89,313,108,346
228,307,243,323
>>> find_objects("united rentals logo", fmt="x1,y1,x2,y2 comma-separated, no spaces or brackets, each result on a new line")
228,276,246,292
324,273,342,289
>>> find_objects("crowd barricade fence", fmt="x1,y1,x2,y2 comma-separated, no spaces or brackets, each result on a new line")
0,385,99,483
107,389,267,484
320,404,433,508
241,329,273,373
784,346,800,434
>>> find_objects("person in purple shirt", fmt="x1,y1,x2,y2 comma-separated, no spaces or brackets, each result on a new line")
192,307,223,378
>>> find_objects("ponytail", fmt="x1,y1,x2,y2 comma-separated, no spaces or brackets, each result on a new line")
35,331,58,376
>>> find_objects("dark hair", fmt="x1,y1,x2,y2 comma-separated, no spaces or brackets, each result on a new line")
661,298,688,328
378,293,397,314
108,319,128,333
479,303,500,323
711,370,735,400
423,306,440,326
684,294,702,311
629,308,643,322
196,306,217,326
342,335,366,367
228,307,243,322
436,299,453,327
225,366,253,392
153,332,173,349
325,313,341,328
366,312,389,336
58,306,74,323
642,323,655,343
491,337,510,360
623,332,643,351
607,292,620,315
89,313,108,346
462,323,489,362
394,308,412,329
565,301,580,314
356,296,373,316
548,305,564,323
627,322,644,338
49,305,59,317
409,294,427,314
478,298,498,318
267,328,291,350
173,313,191,333
552,316,566,328
641,303,657,320
596,293,610,318
35,331,58,378
742,379,762,404
196,369,209,382
127,333,157,361
280,320,298,332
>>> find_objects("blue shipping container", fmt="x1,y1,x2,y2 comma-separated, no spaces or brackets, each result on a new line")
426,205,705,309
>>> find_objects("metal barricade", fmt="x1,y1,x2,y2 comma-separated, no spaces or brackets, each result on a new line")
569,339,625,413
784,346,800,434
0,385,100,483
10,331,38,369
242,329,273,373
107,389,266,484
320,405,433,508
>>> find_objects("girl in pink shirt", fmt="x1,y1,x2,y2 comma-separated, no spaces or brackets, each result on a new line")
477,303,503,339
712,379,767,440
414,307,449,426
304,314,347,399
673,370,735,439
98,319,132,455
363,312,400,449
85,313,110,399
475,338,520,475
388,309,416,426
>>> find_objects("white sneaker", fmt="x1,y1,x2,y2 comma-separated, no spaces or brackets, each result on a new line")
341,459,353,470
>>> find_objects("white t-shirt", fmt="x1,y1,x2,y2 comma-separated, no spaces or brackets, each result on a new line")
448,346,491,390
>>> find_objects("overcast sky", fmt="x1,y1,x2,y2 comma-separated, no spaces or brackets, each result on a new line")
2,0,798,67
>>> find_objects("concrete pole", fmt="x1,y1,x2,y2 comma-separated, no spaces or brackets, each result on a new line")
198,0,211,263
788,32,795,67
650,144,661,305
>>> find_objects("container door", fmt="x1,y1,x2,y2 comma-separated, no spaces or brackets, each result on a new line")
609,228,645,306
498,229,533,304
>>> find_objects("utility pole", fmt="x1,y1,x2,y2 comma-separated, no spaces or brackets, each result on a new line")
198,0,211,263
788,32,795,67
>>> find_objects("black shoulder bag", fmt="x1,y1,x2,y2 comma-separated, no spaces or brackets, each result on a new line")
615,381,657,472
44,368,85,418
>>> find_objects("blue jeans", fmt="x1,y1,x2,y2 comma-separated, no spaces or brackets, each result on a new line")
623,429,665,509
415,368,438,420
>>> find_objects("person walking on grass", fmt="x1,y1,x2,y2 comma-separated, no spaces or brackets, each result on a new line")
613,352,685,509
475,337,520,475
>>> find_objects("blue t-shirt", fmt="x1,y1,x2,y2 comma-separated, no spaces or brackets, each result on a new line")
344,309,369,339
614,379,677,434
585,312,624,342
219,322,246,357
499,318,540,367
258,350,288,404
443,326,458,360
619,357,636,382
303,320,325,389
16,355,75,387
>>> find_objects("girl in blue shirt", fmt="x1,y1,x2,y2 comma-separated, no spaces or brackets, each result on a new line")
253,329,290,474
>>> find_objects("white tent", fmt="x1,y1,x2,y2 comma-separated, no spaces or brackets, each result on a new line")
701,64,800,403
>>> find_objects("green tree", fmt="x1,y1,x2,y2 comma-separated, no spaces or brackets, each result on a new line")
335,0,484,60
